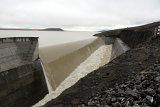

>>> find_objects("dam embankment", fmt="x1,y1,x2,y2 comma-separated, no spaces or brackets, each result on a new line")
42,21,160,107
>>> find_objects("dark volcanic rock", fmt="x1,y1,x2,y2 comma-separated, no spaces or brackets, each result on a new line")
78,63,160,107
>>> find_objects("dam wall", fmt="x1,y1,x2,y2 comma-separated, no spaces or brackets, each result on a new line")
0,37,39,72
0,37,48,107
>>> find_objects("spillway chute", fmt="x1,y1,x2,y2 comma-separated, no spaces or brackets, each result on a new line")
34,37,112,106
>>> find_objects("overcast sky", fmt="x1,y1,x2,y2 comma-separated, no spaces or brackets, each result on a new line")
0,0,160,31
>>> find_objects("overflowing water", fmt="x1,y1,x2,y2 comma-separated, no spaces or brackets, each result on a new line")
0,30,112,106
34,43,111,106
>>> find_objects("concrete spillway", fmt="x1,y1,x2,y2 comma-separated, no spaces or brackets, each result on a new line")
34,37,130,106
40,38,108,91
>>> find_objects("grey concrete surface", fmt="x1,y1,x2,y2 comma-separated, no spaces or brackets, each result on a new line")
0,37,48,107
0,37,39,72
110,38,130,60
101,36,130,60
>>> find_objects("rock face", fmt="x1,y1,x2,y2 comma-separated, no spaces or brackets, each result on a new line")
0,37,48,107
43,21,160,107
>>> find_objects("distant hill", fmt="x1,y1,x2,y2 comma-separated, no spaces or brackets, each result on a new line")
42,28,63,31
0,28,64,31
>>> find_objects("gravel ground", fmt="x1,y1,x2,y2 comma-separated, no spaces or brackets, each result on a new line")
78,62,160,107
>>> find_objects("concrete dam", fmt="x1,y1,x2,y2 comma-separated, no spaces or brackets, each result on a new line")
0,37,48,107
0,34,130,107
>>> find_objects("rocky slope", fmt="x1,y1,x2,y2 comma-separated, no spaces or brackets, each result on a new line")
78,62,160,106
43,21,160,107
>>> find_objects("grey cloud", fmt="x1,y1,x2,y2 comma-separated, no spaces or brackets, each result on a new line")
0,0,159,31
